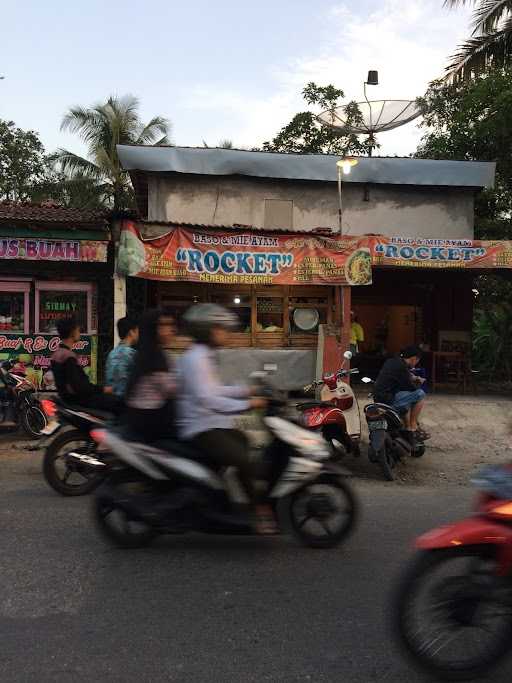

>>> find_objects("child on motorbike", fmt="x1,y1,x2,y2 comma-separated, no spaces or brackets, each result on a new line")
124,309,176,442
177,304,275,535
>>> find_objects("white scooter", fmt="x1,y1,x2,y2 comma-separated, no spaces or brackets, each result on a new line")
296,351,363,459
89,389,359,549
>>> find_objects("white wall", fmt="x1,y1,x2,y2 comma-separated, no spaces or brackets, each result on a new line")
147,174,475,240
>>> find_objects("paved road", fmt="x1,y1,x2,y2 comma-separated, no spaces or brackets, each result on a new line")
1,448,512,682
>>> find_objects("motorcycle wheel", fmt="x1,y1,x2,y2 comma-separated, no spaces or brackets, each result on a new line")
379,443,396,481
94,478,157,549
43,429,105,496
288,476,358,549
395,547,512,681
20,404,47,438
328,438,347,461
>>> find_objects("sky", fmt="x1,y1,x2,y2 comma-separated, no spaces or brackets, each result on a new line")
0,0,472,158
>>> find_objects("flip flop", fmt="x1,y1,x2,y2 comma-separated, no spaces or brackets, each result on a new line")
414,428,431,442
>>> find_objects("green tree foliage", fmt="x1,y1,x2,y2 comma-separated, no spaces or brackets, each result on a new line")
473,303,512,382
0,120,48,201
418,67,512,379
444,1,512,80
263,83,367,155
417,68,512,240
52,95,171,211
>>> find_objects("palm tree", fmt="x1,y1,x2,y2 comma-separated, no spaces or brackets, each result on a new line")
445,1,512,79
52,95,171,210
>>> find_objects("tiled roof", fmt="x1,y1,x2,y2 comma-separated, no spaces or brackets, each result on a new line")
0,202,108,228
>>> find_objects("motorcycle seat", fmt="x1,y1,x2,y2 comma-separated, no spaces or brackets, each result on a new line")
59,402,114,421
296,401,332,410
151,438,207,462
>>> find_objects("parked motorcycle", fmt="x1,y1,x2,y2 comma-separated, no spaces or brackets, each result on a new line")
0,360,47,438
41,397,113,496
363,396,426,481
90,386,359,549
394,464,512,681
297,351,362,460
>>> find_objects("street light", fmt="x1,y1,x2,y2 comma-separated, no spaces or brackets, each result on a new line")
336,157,359,234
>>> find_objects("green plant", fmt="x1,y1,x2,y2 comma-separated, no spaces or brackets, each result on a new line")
263,82,367,155
473,302,512,381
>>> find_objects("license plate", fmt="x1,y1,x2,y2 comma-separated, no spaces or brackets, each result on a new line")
368,420,387,431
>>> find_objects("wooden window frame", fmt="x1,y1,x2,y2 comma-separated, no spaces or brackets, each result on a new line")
154,282,337,350
0,281,31,334
35,281,97,335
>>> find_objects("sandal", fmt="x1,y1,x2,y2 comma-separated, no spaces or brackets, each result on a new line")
414,428,431,442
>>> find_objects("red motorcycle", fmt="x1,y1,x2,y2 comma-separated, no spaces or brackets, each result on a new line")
296,351,362,459
395,464,512,681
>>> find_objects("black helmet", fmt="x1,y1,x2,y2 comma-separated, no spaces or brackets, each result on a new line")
183,303,238,343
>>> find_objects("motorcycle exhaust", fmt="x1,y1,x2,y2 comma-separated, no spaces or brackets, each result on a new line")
67,451,106,468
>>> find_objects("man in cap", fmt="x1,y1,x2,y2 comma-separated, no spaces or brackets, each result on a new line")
374,345,427,439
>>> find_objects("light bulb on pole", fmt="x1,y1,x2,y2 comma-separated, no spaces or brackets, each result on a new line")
336,158,358,234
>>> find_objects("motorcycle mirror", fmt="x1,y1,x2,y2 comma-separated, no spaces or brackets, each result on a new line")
361,377,373,384
343,351,353,360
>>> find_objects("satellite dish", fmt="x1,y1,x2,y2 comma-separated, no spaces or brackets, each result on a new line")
317,100,421,155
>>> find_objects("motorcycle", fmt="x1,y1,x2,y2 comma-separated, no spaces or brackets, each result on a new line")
296,351,362,460
0,360,47,438
363,393,426,481
40,397,113,496
394,464,512,681
90,385,359,549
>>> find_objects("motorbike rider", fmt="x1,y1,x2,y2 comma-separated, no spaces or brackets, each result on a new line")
177,304,275,535
105,316,139,401
124,309,177,442
374,345,428,441
51,317,121,413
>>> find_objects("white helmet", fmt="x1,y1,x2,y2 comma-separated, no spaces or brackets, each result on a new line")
183,303,238,342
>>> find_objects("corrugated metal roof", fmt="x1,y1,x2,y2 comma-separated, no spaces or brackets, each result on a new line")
139,220,335,235
118,145,496,189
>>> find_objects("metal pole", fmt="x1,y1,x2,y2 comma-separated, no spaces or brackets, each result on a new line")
337,166,343,235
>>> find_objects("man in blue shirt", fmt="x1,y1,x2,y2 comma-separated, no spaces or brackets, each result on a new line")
105,316,139,400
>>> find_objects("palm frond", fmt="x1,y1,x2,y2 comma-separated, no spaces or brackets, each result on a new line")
136,116,171,145
446,17,512,79
50,149,104,181
154,135,172,146
471,0,512,35
443,1,478,6
60,107,104,143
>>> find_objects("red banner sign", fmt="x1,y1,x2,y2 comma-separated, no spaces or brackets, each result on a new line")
117,222,372,286
370,236,512,269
